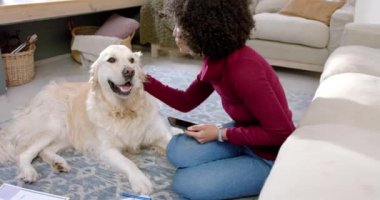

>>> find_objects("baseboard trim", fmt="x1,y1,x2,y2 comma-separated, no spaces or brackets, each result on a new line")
35,54,72,65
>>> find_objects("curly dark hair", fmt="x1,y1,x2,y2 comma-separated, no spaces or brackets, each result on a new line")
166,0,254,60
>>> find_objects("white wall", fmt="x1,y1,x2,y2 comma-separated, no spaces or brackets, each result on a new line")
354,0,380,24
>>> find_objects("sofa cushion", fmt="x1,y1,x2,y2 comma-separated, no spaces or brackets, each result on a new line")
259,124,380,200
252,13,329,48
321,46,380,81
279,0,346,25
300,73,380,131
255,0,289,14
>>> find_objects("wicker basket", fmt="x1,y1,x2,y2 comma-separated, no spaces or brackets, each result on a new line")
1,44,36,86
70,26,135,63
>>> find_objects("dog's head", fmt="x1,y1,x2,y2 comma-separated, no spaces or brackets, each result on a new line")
89,45,145,100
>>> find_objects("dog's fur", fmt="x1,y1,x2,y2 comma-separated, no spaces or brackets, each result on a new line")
0,45,172,194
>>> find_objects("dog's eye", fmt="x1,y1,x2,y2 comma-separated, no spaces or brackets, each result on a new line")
129,57,134,64
107,57,116,63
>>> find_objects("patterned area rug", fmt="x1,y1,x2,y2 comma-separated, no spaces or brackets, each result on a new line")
0,65,313,200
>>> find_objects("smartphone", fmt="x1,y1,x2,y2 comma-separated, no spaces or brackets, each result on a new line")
167,117,196,130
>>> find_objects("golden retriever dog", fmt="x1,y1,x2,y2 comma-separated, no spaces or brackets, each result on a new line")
0,45,172,194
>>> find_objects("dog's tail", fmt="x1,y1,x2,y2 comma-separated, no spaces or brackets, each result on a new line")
0,126,15,163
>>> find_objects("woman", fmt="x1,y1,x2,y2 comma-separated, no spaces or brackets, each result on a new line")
144,0,295,199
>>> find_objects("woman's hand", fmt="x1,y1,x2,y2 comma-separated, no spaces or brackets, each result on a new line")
185,124,219,144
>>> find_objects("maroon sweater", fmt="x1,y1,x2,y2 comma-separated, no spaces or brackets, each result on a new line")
144,45,295,160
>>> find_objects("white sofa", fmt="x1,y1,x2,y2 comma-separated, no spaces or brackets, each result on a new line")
258,23,380,200
247,0,355,72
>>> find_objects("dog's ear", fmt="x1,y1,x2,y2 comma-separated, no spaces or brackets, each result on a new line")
133,51,142,66
133,51,142,58
133,51,147,82
89,60,99,90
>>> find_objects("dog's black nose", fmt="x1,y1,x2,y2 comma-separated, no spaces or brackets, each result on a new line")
122,67,135,78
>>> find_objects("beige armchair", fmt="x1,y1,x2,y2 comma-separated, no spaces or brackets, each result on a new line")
247,0,355,72
139,0,177,57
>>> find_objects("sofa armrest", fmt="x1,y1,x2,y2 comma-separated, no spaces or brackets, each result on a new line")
341,23,380,49
327,4,355,52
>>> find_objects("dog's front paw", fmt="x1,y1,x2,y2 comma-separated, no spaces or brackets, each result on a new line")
129,172,153,194
17,166,39,183
150,146,166,156
53,160,71,172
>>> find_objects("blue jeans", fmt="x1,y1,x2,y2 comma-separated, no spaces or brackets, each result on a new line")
166,134,274,200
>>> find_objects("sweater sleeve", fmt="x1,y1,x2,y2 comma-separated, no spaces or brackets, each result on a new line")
143,74,214,112
226,60,295,146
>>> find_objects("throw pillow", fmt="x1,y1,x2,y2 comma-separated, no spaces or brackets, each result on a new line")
255,0,289,14
95,14,139,39
279,0,346,25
